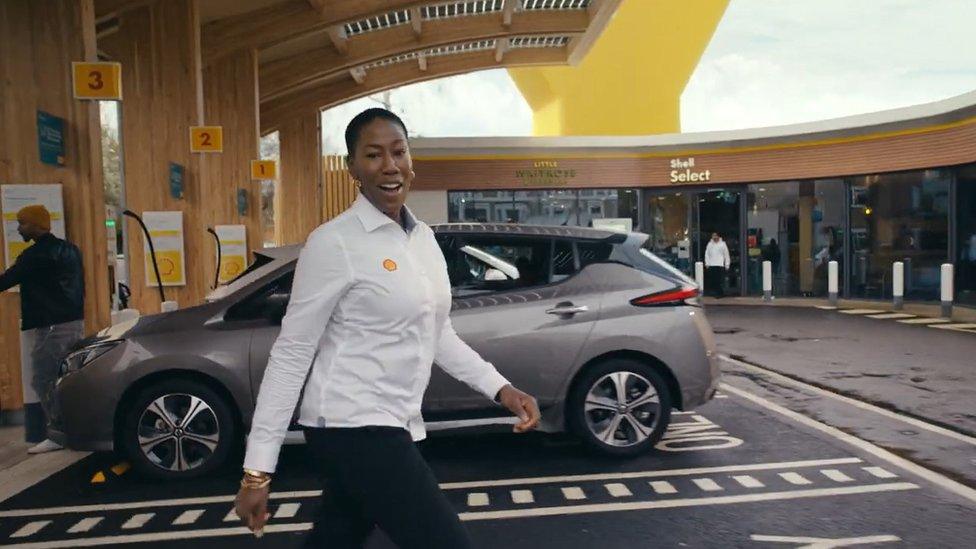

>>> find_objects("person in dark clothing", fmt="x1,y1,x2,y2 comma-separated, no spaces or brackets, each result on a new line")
0,205,84,453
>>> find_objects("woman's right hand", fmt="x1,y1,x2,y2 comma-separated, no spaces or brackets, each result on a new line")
235,484,271,536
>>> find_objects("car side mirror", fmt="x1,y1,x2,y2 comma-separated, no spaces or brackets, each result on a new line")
262,293,290,325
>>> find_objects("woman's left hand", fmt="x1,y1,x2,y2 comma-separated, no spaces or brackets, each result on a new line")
497,385,541,433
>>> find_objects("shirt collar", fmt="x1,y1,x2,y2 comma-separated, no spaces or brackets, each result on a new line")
352,193,418,234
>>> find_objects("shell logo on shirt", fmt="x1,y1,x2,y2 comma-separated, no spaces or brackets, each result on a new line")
383,259,397,272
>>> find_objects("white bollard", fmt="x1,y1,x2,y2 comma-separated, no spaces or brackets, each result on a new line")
828,261,838,306
762,260,772,301
161,300,179,313
695,261,705,295
941,263,953,318
892,261,904,310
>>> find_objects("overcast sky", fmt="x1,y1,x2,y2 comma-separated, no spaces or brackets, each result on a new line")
321,0,976,152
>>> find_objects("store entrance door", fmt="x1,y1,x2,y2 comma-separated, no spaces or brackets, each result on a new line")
696,190,742,296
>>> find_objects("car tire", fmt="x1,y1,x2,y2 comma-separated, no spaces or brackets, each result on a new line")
568,358,672,457
121,378,236,480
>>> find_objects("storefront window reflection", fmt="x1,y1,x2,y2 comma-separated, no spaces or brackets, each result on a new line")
956,164,976,306
448,189,638,229
850,170,950,300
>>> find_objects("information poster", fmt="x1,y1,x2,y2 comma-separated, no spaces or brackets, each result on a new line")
1,184,66,269
143,211,186,287
36,111,65,167
215,224,247,284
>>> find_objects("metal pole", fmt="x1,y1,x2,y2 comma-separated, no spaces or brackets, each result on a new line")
696,261,705,295
941,263,954,318
892,261,904,310
762,260,772,301
828,260,839,306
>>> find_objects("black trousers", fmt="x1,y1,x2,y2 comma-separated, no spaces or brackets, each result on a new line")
706,266,725,297
302,426,472,549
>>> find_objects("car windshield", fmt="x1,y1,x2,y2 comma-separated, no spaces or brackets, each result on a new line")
204,253,281,302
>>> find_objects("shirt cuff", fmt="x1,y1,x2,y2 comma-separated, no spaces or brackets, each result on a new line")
243,437,281,474
480,370,511,405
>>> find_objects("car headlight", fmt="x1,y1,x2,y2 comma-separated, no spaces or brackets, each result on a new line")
59,340,122,376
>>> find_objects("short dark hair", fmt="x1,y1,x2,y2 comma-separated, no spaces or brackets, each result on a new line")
344,107,408,156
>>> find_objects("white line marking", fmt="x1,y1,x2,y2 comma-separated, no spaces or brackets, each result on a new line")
458,484,918,521
866,313,915,319
0,524,313,548
897,317,951,324
751,534,901,546
561,487,586,500
467,493,489,507
426,417,519,431
930,323,976,331
67,517,103,534
816,306,838,310
720,382,976,504
779,472,812,485
172,509,205,526
864,467,898,479
822,469,854,483
10,521,51,538
224,508,239,522
732,475,764,489
510,490,534,504
274,503,300,519
0,458,865,519
121,513,154,530
692,478,723,492
838,308,884,314
672,411,696,415
649,481,677,494
721,355,976,448
604,483,632,497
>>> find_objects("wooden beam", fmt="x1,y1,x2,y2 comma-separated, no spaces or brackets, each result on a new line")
203,0,432,65
328,26,348,54
306,0,327,14
94,0,155,23
503,0,517,27
349,66,366,84
567,0,622,66
494,37,508,62
260,9,588,100
410,7,422,37
261,47,566,132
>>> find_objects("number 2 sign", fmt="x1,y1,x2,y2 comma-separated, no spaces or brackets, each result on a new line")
72,62,122,100
190,126,223,153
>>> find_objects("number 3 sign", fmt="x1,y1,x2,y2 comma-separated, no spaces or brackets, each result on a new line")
72,62,122,100
190,126,223,153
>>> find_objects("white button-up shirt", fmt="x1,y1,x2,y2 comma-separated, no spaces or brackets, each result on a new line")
244,194,510,473
704,239,731,268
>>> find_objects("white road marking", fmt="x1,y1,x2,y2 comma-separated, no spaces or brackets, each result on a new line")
838,309,884,314
821,469,854,483
866,313,915,319
751,534,901,547
649,481,678,494
67,517,103,534
721,355,976,448
732,475,764,489
897,317,951,324
458,483,918,522
561,487,586,500
172,510,205,526
929,323,976,332
223,508,238,522
816,306,838,310
779,472,812,485
274,503,300,519
0,523,312,548
467,493,489,507
863,467,898,479
720,382,976,504
10,521,51,538
0,458,866,520
121,514,154,530
692,478,723,492
604,483,632,497
510,490,534,504
426,417,519,431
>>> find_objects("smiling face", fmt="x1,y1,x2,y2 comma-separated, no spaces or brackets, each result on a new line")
346,118,414,221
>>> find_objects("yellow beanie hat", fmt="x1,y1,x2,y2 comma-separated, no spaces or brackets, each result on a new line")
17,205,51,232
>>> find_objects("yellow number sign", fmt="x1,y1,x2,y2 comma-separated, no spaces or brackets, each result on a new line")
190,126,223,153
250,160,277,180
72,62,122,100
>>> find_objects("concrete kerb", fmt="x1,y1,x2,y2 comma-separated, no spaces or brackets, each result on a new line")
701,296,976,323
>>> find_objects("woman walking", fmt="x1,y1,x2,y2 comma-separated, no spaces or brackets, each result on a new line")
235,108,541,548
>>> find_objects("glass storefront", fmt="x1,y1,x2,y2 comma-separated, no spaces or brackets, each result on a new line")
849,170,950,300
448,188,639,229
956,164,976,306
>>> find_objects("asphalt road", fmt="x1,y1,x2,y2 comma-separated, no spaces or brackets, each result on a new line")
1,368,974,549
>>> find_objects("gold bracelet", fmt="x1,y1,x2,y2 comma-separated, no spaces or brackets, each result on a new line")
240,476,271,490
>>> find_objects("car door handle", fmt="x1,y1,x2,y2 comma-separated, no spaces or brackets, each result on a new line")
546,305,589,315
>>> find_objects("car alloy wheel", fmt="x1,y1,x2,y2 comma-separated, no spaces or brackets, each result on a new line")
137,393,221,472
584,371,660,447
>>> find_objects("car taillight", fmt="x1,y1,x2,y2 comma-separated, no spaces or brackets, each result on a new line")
630,286,699,307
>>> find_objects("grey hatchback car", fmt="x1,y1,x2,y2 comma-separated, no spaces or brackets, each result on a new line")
50,224,719,479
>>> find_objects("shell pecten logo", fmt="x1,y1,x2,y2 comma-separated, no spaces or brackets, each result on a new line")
383,259,398,272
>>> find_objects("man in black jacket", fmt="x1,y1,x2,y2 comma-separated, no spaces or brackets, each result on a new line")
0,205,84,453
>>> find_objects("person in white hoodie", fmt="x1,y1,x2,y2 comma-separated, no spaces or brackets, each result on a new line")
704,232,731,297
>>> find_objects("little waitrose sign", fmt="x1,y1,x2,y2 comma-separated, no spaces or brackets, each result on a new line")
670,157,711,184
516,160,578,186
